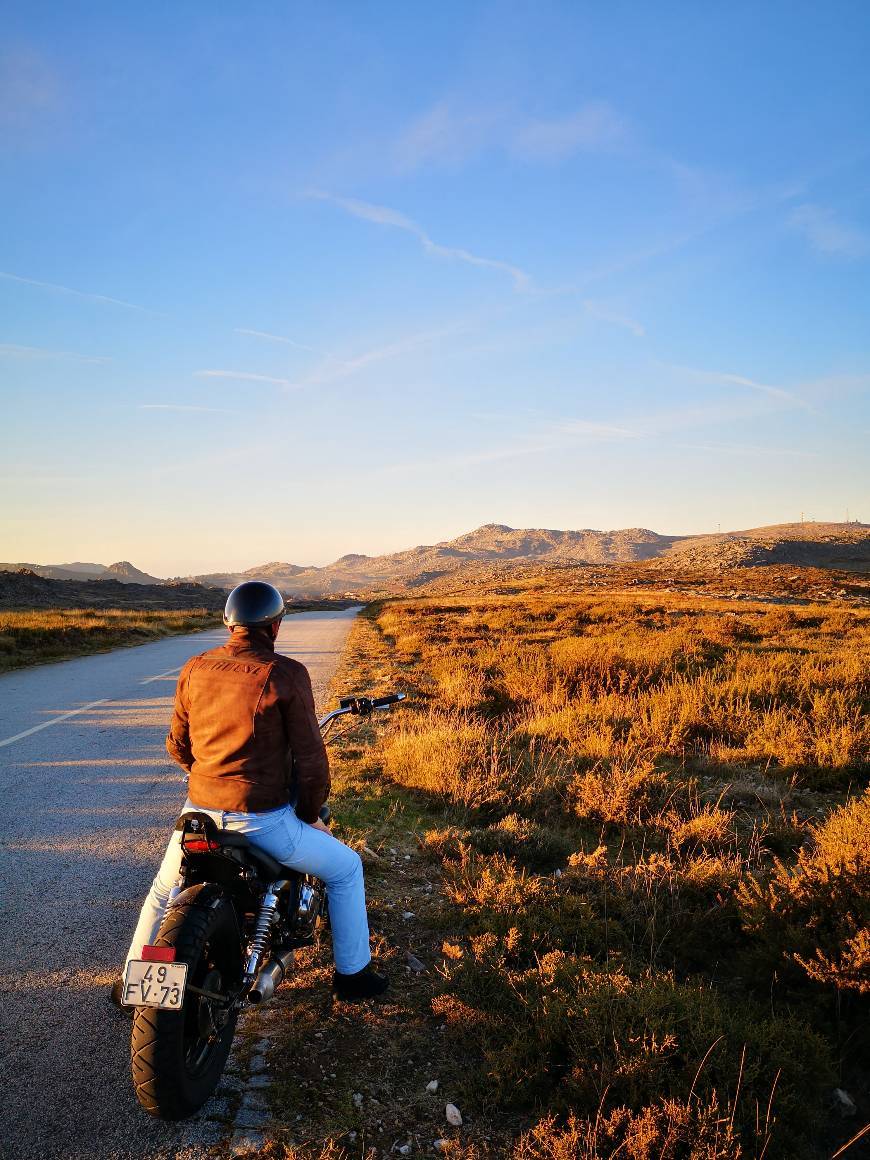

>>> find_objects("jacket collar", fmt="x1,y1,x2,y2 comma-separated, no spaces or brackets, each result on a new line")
226,625,276,652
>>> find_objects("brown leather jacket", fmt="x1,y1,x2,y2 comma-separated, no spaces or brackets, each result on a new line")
165,626,330,822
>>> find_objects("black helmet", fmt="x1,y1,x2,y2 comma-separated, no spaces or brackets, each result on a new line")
223,581,286,628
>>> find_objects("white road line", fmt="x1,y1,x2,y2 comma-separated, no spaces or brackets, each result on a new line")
140,665,183,685
0,699,111,749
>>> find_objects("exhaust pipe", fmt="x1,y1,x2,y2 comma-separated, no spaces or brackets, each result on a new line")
248,947,295,1005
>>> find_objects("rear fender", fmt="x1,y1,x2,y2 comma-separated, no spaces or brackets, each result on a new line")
168,882,242,940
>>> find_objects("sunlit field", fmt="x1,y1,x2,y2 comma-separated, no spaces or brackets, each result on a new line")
286,580,869,1160
0,608,221,671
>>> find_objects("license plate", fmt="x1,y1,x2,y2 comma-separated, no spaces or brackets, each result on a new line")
122,960,188,1009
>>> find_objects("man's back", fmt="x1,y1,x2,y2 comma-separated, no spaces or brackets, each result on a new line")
166,626,330,820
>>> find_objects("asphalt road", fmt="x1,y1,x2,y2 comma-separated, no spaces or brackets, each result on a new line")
0,608,361,1160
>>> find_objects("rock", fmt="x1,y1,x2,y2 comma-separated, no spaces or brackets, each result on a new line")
446,1103,463,1126
234,1106,269,1130
399,1147,412,1155
832,1088,857,1116
402,911,416,920
433,1141,447,1152
353,1092,364,1107
426,1079,439,1092
406,952,427,972
230,1130,267,1156
238,1090,269,1114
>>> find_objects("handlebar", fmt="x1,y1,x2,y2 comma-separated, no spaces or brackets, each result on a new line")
318,691,406,735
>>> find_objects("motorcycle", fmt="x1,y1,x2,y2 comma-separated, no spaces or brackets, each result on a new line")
123,691,406,1120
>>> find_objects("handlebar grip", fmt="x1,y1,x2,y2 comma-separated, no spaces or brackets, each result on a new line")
372,692,406,708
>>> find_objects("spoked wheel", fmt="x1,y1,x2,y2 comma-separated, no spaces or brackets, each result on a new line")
131,886,241,1120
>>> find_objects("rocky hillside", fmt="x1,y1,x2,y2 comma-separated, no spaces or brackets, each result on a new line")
189,521,869,595
0,559,162,584
660,523,870,571
0,570,226,611
5,522,867,601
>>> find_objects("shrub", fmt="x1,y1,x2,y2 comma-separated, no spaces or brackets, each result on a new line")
737,789,870,993
512,1099,744,1160
569,757,671,826
439,953,830,1155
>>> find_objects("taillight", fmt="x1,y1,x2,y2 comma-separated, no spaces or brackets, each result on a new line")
141,944,176,963
182,836,220,853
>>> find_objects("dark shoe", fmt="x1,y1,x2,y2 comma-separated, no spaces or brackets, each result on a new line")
332,964,389,1001
109,979,133,1016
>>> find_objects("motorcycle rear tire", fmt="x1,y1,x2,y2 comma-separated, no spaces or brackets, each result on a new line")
130,886,241,1120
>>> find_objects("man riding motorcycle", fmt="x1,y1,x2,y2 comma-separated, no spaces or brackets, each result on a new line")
113,581,388,1005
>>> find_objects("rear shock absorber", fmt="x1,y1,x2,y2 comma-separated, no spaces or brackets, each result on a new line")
243,880,290,987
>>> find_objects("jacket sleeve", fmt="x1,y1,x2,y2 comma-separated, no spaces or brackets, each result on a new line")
166,660,194,772
281,662,330,824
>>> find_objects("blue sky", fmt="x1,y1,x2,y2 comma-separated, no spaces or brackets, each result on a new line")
2,1,868,575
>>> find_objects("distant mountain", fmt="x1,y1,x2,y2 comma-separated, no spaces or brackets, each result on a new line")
5,521,867,600
49,561,108,576
184,520,870,597
0,559,161,584
0,569,226,612
0,561,108,581
103,560,162,585
660,522,870,571
180,561,313,591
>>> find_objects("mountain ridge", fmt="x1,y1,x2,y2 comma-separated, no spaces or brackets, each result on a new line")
4,521,868,596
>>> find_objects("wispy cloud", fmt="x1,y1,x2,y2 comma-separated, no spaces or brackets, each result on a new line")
139,404,238,415
582,300,645,337
511,102,627,161
545,418,639,440
193,369,298,388
307,191,531,290
0,270,148,311
359,386,821,482
374,415,638,478
673,440,818,458
665,363,808,408
299,322,478,391
234,328,317,352
395,99,626,170
394,101,503,171
0,342,108,364
788,203,870,259
197,325,467,394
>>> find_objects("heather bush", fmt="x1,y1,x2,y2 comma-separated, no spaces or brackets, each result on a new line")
437,952,831,1155
738,789,870,993
511,1101,744,1160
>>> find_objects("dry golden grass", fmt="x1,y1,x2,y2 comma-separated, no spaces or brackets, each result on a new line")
266,583,868,1160
368,586,868,1157
0,607,220,670
378,592,868,786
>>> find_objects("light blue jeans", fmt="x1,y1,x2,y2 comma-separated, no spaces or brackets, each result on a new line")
125,800,371,976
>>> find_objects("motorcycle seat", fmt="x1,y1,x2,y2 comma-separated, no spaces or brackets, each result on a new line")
221,833,284,880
